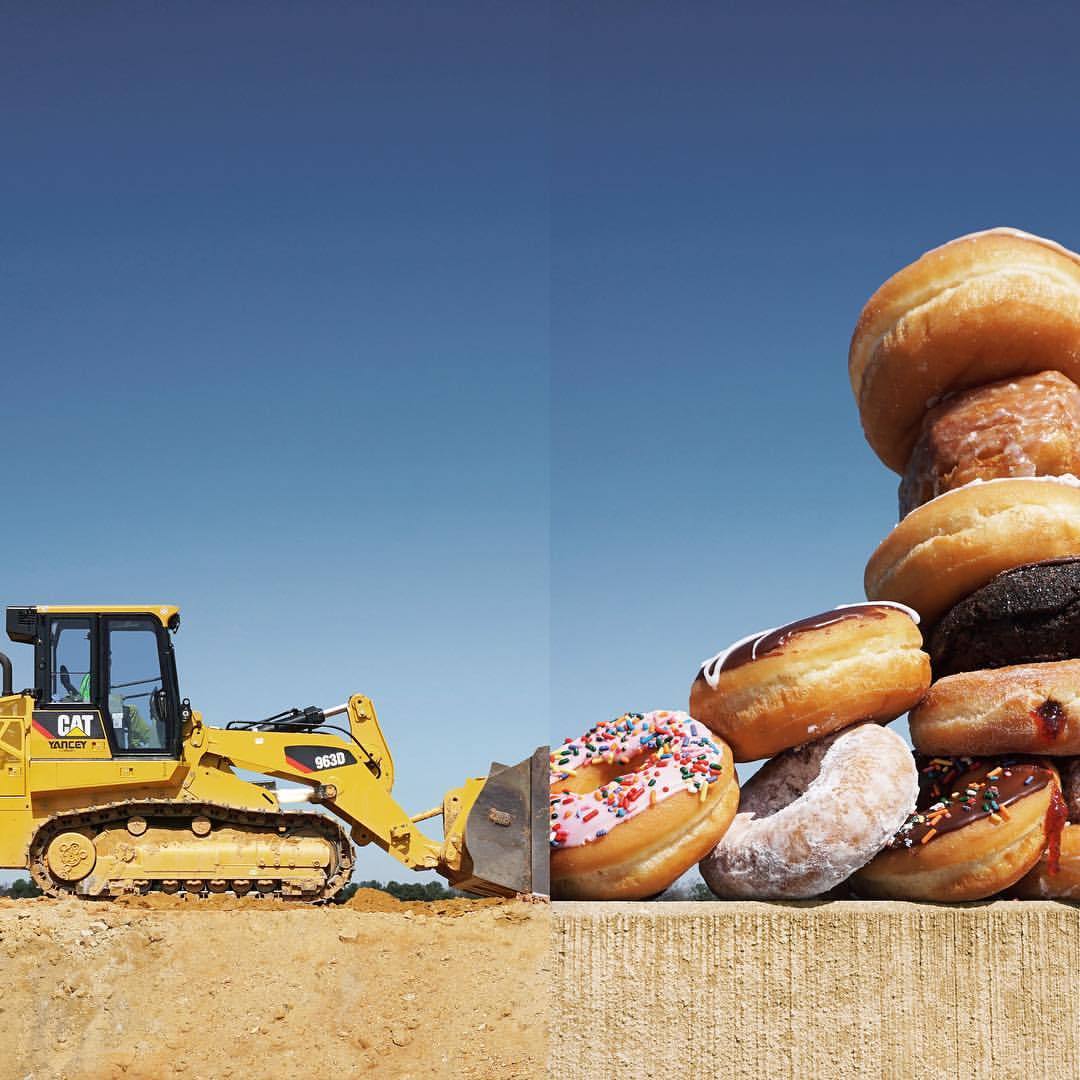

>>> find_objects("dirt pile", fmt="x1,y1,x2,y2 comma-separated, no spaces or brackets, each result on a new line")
0,895,549,1079
344,888,507,916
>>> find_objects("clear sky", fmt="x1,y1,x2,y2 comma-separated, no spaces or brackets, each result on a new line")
1,5,546,881
550,4,1080,761
6,6,1080,893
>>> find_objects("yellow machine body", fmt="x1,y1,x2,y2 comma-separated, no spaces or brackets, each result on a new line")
0,605,547,900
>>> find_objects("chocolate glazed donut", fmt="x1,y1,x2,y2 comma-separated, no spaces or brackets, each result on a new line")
853,756,1065,902
691,602,930,762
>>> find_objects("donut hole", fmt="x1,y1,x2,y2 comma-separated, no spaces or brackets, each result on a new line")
738,739,832,822
552,751,651,797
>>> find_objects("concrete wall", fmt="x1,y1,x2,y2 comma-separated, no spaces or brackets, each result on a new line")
551,900,1080,1079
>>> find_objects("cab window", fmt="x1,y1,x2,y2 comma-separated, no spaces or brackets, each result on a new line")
105,618,169,752
48,618,93,704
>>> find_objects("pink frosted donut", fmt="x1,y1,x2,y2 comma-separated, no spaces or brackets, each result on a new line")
550,710,739,900
700,723,917,898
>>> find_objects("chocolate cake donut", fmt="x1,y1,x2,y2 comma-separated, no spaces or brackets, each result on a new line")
928,556,1080,676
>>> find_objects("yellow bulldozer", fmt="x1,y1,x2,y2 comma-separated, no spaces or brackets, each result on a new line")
0,605,547,901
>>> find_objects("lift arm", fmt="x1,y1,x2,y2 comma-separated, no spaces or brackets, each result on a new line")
183,695,548,895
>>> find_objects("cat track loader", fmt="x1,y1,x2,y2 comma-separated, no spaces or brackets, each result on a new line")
0,605,547,901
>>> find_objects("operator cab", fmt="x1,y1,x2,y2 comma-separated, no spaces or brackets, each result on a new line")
6,605,183,757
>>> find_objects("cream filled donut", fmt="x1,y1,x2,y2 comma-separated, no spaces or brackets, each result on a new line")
849,227,1080,472
690,602,930,762
909,661,1080,756
549,710,738,900
853,756,1065,901
865,476,1080,625
699,723,918,899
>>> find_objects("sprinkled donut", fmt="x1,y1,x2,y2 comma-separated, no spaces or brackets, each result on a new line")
550,710,738,900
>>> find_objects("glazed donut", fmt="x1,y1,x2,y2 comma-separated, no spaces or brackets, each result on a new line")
865,476,1080,626
909,661,1080,756
852,756,1064,901
549,710,738,900
1011,823,1080,900
928,557,1080,676
690,602,930,762
699,723,917,899
849,227,1080,472
899,371,1080,518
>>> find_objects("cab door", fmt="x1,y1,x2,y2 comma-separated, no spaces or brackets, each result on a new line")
99,616,180,757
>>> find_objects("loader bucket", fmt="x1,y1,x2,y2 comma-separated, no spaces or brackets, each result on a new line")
451,745,549,898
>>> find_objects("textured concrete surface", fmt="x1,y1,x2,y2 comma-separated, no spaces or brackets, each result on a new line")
551,900,1080,1079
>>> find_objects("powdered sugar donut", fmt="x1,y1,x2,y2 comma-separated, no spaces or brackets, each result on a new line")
550,710,738,900
699,723,917,899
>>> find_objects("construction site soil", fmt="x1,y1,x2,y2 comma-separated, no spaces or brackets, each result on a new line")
0,893,549,1079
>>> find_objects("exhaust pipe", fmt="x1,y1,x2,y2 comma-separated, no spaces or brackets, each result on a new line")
0,652,12,697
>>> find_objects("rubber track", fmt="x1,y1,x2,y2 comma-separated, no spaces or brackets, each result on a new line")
28,800,354,903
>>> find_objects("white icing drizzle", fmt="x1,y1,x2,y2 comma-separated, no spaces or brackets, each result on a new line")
920,472,1080,508
698,600,921,690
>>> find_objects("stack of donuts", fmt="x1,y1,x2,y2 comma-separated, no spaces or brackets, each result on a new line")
550,227,1080,902
853,228,1080,901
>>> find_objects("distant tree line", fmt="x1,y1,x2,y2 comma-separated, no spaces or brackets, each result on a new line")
0,876,463,902
657,881,716,901
0,878,42,899
333,879,463,903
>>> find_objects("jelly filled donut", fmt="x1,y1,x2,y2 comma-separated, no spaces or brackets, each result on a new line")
849,227,1080,472
865,477,1080,626
899,371,1080,518
1011,823,1079,900
549,710,738,900
691,602,930,762
700,723,917,899
1011,759,1080,898
909,661,1080,756
853,756,1065,901
1062,757,1080,822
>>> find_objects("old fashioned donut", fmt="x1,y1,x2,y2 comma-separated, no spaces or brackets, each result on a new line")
699,723,917,899
899,371,1080,518
690,602,929,762
909,661,1080,756
865,477,1080,626
853,756,1064,901
928,557,1080,676
549,710,738,900
849,227,1080,472
1011,823,1080,900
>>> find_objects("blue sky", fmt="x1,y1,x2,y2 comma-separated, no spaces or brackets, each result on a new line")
0,5,546,881
5,5,1080,891
550,4,1080,765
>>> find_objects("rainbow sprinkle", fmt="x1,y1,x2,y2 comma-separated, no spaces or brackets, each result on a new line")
549,710,726,850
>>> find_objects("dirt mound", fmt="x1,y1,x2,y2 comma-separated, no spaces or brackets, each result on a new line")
345,886,407,911
345,888,508,916
0,896,549,1079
